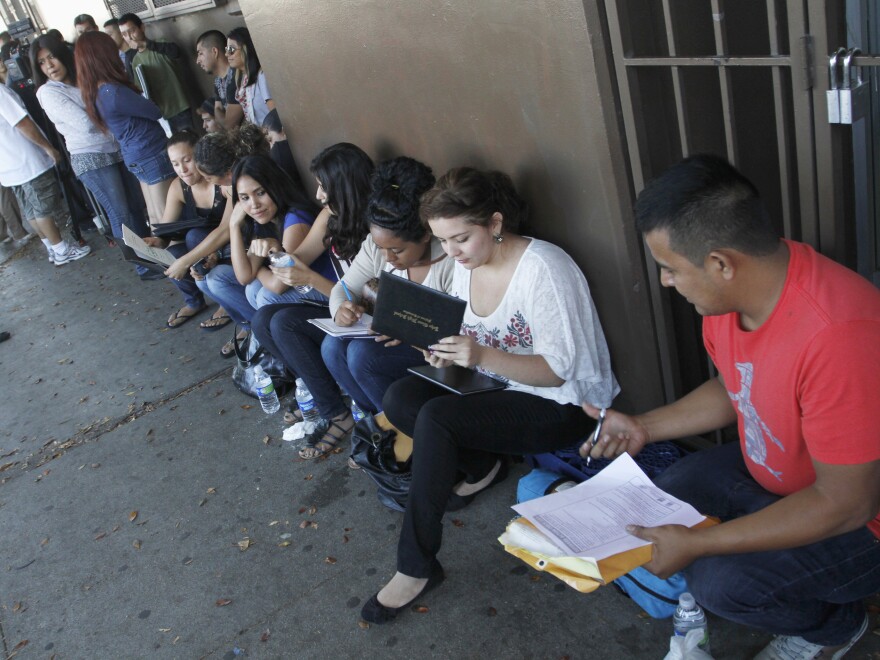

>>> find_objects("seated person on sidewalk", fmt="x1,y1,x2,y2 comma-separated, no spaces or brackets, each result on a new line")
226,153,325,308
321,156,453,417
143,131,232,329
199,99,222,134
0,84,90,265
195,30,241,130
32,34,150,278
360,167,619,624
250,142,373,431
579,154,880,660
226,28,273,128
76,31,176,229
118,13,193,132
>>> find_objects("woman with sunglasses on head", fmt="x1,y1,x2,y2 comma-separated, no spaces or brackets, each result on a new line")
225,27,273,128
141,130,232,329
360,167,619,624
75,31,175,228
32,33,149,273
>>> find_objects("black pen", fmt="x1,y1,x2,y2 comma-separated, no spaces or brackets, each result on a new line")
585,407,607,466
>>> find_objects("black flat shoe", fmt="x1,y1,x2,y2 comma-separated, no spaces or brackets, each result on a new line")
446,459,509,512
360,561,445,625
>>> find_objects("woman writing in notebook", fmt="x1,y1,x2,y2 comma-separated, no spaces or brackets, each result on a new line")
360,167,619,624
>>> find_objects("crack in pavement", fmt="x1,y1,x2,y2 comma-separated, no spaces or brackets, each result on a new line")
0,367,233,485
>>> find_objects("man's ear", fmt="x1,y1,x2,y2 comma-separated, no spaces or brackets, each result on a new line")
706,249,737,281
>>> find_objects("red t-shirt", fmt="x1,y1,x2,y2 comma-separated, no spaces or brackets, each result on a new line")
703,240,880,538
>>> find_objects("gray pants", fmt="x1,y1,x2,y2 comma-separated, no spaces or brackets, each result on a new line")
0,185,28,240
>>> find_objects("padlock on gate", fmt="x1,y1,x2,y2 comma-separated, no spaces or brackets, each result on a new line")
840,48,870,125
827,48,845,124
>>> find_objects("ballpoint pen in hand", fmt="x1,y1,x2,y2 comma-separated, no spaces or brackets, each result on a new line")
340,280,354,302
585,407,607,466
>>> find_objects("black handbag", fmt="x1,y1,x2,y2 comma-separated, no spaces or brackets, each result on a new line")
231,326,296,399
350,414,412,512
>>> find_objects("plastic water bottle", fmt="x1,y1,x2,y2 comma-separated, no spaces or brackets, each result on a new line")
350,401,366,422
673,592,710,652
252,365,280,414
268,251,312,294
294,378,321,424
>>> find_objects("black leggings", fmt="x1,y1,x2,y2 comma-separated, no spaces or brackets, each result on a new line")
382,375,592,577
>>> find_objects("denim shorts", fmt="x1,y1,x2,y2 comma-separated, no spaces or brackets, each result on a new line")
11,168,68,221
127,151,175,185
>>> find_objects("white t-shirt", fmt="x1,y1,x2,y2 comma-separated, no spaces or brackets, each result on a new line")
0,85,54,186
449,238,620,407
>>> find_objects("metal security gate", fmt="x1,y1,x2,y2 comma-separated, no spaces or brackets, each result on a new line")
602,0,873,403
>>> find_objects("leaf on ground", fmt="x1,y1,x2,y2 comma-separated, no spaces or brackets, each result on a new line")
324,556,337,564
112,524,120,533
91,463,101,468
242,404,253,410
357,620,370,629
304,474,313,481
133,539,142,550
344,527,352,532
40,537,49,546
129,510,138,522
159,628,172,633
215,598,232,607
308,505,317,515
343,535,349,544
237,538,252,551
299,520,311,529
452,519,464,527
0,461,18,472
530,575,541,582
412,605,429,614
218,409,226,415
260,629,270,642
207,487,216,494
198,498,208,507
298,507,306,514
488,607,497,616
10,639,29,654
262,435,270,445
268,520,279,526
94,532,106,541
12,601,23,612
172,636,180,644
78,396,89,404
277,541,292,547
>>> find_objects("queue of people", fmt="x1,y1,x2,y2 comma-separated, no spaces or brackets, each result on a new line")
1,12,878,660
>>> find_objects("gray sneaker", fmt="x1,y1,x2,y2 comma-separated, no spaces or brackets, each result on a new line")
53,243,91,266
754,614,868,660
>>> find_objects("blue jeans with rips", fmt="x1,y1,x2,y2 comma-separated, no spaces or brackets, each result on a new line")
194,264,255,325
245,278,329,309
653,441,880,646
320,335,424,414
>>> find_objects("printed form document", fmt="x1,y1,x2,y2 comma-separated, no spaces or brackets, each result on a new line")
512,453,705,561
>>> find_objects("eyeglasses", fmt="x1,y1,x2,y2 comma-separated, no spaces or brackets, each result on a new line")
224,46,238,54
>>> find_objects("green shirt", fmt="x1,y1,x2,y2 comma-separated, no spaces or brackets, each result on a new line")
131,42,189,119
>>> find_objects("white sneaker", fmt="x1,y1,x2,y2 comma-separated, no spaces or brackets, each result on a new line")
53,243,91,266
47,249,55,263
754,614,869,660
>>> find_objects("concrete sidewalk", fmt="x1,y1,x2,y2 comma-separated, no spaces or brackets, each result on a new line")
0,236,877,659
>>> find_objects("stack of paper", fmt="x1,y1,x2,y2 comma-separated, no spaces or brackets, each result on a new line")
308,314,374,338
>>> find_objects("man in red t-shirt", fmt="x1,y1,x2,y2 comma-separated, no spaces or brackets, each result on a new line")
580,154,880,659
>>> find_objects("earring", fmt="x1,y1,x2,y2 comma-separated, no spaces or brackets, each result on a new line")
494,233,504,243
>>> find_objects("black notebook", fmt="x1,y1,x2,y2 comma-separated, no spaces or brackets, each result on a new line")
370,271,466,349
407,364,507,396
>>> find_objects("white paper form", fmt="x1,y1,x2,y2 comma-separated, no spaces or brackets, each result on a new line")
513,453,705,561
122,226,176,266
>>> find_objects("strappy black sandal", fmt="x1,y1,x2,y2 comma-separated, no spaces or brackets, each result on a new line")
298,412,354,460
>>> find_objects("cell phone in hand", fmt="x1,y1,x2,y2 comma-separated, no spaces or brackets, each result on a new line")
192,258,208,277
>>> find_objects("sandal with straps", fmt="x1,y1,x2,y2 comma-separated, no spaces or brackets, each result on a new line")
298,412,354,460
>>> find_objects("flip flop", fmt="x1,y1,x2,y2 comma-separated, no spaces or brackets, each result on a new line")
221,330,249,358
166,305,207,329
200,311,232,332
299,414,354,460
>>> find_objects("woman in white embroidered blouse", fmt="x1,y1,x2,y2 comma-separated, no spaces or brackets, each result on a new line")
361,167,620,625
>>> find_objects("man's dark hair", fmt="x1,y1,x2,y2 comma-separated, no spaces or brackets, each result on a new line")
74,14,96,27
0,31,11,44
196,30,226,52
103,18,119,28
634,154,779,265
118,13,143,28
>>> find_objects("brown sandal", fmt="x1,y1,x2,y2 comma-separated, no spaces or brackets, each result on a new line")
167,304,207,329
298,412,354,460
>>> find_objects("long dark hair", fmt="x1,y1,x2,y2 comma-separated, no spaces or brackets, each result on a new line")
75,31,138,131
226,27,260,87
366,157,435,243
232,154,318,240
309,143,374,260
31,33,76,88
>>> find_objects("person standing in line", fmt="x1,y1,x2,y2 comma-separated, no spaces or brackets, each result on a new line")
225,27,274,128
0,84,90,265
103,18,136,78
0,185,31,244
76,31,176,228
73,14,99,37
195,30,242,130
118,13,193,132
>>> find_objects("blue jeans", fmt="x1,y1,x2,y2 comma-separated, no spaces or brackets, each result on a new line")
165,228,210,309
654,441,880,646
245,279,329,309
195,264,255,325
127,151,175,185
321,336,424,414
250,304,348,419
78,162,148,240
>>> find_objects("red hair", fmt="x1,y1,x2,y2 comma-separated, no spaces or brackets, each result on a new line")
75,31,138,132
